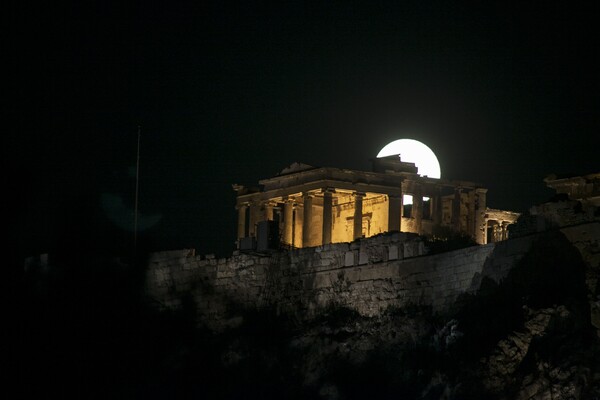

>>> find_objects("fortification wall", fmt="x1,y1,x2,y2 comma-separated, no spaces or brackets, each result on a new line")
147,231,523,326
145,223,600,328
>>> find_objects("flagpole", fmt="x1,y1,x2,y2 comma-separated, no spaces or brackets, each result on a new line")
134,126,141,261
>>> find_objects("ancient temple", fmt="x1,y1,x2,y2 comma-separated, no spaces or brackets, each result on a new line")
233,156,518,249
544,172,600,203
529,172,600,228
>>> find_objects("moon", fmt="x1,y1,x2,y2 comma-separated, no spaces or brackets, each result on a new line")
377,139,441,179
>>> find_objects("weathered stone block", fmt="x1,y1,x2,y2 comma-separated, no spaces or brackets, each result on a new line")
344,251,355,266
358,251,369,265
197,259,208,267
313,273,332,289
340,268,358,282
404,243,417,258
388,245,399,260
358,267,378,281
182,262,197,270
314,258,331,267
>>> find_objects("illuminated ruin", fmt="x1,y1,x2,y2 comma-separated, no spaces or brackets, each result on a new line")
233,155,518,249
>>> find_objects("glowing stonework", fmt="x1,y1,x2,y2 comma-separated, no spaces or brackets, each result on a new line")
233,156,519,249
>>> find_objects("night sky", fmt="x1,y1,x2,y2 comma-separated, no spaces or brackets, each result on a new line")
13,2,600,258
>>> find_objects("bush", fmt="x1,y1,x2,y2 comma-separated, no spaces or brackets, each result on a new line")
425,225,478,254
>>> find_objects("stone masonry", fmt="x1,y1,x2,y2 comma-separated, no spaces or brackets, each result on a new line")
145,223,600,330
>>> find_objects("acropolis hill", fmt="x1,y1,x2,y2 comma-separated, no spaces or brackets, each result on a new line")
25,163,600,398
145,160,600,335
140,167,600,397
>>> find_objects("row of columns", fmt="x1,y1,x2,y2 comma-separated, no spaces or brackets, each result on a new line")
302,189,365,246
397,186,486,244
237,186,489,247
454,187,488,244
238,189,488,246
399,192,439,234
487,220,510,242
238,192,452,247
237,189,382,248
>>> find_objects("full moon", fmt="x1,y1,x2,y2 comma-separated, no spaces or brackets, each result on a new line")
377,139,441,179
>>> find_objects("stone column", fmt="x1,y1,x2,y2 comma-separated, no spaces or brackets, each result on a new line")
468,189,476,240
501,221,510,240
264,201,274,221
452,187,462,231
302,192,314,247
413,186,423,234
432,192,442,225
400,180,408,218
388,194,402,232
495,223,503,242
353,192,365,240
248,201,260,237
236,203,248,240
283,197,294,246
475,188,487,244
322,188,335,245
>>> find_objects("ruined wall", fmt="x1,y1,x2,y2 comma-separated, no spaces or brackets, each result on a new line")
145,222,600,329
533,199,599,228
146,233,514,327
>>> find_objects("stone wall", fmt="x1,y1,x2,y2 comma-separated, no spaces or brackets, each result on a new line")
145,223,600,329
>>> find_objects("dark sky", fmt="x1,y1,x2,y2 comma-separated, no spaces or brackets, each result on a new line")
12,1,600,258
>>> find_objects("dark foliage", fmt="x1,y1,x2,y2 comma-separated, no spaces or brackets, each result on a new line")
425,225,478,254
309,303,362,329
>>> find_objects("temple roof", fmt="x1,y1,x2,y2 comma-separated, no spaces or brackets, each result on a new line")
278,162,316,176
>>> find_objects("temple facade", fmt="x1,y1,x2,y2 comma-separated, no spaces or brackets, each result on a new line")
233,156,518,249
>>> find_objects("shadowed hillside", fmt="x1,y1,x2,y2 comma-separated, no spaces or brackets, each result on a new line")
20,230,600,399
